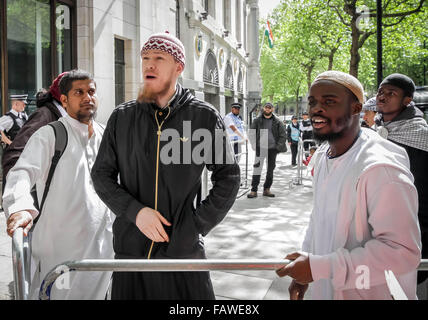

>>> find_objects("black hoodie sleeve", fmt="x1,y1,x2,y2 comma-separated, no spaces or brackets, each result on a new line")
193,113,240,236
91,110,145,225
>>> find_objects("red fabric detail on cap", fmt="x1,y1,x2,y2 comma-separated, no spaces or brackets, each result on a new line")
49,72,68,102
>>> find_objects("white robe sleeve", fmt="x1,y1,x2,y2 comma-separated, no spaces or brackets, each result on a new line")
309,165,421,291
3,126,55,219
302,209,315,252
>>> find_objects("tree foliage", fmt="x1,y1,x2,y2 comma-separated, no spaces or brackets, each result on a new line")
260,0,427,105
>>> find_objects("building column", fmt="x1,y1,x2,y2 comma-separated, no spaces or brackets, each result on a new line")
245,0,261,121
76,0,94,74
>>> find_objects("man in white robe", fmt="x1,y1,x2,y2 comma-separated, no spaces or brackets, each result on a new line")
276,71,421,300
3,69,114,300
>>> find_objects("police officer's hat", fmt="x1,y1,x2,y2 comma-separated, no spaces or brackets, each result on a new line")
10,94,28,104
231,103,242,109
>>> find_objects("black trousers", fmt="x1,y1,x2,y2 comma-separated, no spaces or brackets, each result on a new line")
251,149,278,192
111,271,215,300
290,142,298,166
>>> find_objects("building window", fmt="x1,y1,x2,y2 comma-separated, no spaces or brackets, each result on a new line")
224,61,234,90
223,0,231,32
1,0,76,115
237,69,243,94
115,38,125,107
235,0,242,43
204,0,215,19
243,3,247,52
203,50,219,86
7,0,52,107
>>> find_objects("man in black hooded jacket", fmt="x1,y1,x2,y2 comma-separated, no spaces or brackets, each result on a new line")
91,32,240,300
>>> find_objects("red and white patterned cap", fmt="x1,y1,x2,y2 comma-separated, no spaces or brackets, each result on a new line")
141,32,186,68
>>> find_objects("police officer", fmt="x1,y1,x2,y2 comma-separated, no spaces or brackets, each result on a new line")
0,94,29,147
299,111,314,152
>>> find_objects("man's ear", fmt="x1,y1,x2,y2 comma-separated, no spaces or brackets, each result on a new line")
352,102,362,115
403,96,412,107
60,94,68,109
176,63,184,75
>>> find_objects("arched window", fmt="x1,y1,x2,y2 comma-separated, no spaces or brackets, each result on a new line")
237,69,243,94
203,50,219,86
224,61,234,90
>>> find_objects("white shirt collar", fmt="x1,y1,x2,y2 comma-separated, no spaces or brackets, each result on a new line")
64,115,94,139
10,109,19,117
53,100,68,117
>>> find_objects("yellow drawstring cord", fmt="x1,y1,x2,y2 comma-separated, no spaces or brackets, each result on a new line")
147,107,171,259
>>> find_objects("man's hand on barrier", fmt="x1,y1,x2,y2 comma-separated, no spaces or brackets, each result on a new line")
136,207,171,243
288,280,309,300
275,252,313,285
6,211,34,237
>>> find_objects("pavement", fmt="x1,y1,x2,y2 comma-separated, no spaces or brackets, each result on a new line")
0,147,314,300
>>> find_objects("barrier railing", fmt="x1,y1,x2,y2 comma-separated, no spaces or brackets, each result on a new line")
292,138,317,187
11,228,428,300
38,259,291,300
232,139,250,197
11,228,30,300
201,138,250,200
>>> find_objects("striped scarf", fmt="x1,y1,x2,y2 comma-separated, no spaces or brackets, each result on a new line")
376,104,428,152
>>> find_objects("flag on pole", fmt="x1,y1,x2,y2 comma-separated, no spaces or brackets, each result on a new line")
264,21,274,49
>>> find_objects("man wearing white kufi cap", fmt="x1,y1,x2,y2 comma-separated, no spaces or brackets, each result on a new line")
92,32,240,299
276,70,421,300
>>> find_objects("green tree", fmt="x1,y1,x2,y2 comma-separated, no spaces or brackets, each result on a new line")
327,0,426,77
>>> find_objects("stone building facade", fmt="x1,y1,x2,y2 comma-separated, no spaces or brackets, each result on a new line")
1,0,261,125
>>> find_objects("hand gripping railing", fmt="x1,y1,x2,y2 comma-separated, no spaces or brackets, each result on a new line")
11,228,30,300
38,259,291,300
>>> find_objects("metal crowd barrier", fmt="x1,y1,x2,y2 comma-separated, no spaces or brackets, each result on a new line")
231,139,250,197
38,259,291,300
11,228,428,300
292,138,317,187
11,228,30,300
201,138,250,200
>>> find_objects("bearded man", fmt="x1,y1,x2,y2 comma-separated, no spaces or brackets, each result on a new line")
276,71,421,300
247,102,287,198
3,69,114,299
91,32,240,300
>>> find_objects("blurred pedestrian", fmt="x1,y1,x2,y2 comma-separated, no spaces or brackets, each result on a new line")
0,94,28,147
361,97,377,129
224,102,247,161
300,112,315,152
287,115,300,167
247,102,287,198
276,70,421,300
376,73,428,290
2,72,68,185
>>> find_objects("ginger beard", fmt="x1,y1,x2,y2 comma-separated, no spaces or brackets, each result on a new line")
137,80,173,104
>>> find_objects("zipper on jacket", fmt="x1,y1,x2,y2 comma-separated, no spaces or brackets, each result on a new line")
147,106,171,259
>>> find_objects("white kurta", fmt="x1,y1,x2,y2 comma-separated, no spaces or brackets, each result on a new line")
3,116,114,300
303,128,421,300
